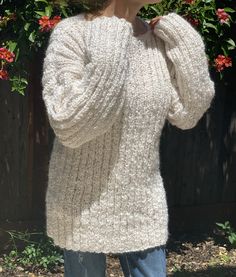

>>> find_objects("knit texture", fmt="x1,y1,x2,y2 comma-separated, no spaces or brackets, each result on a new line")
41,12,215,254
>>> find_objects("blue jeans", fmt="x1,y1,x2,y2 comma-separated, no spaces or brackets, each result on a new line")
63,245,166,277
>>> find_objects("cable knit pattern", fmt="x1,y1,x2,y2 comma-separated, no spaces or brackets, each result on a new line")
41,12,215,254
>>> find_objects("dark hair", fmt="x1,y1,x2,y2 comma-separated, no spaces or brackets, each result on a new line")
69,0,111,18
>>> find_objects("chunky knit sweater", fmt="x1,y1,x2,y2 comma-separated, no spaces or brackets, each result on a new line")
41,11,215,254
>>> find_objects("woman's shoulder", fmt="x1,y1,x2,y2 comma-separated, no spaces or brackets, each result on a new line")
50,13,87,40
44,13,88,62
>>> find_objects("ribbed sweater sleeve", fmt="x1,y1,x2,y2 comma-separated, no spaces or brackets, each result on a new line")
41,16,132,148
153,12,216,130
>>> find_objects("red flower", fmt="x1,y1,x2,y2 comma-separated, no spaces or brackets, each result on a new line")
184,15,200,26
216,8,230,24
185,0,195,4
0,69,9,80
39,16,51,32
39,15,61,32
214,54,232,72
51,15,61,26
0,47,15,63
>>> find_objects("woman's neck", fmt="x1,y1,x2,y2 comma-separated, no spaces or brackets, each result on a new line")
84,12,149,37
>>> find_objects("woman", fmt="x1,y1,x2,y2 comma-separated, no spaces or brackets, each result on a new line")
41,0,215,276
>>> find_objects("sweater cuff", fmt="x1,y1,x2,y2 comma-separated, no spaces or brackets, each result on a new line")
154,12,204,48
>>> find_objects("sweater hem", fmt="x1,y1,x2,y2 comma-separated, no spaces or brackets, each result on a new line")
47,233,169,254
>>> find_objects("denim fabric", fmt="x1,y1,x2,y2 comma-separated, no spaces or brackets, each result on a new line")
63,245,166,277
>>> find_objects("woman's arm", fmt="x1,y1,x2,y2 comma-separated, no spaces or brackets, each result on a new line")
41,16,132,148
153,12,215,130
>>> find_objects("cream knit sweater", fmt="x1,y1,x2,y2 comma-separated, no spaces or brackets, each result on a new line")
41,12,215,254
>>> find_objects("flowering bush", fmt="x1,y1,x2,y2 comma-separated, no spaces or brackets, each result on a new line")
38,15,61,32
0,0,77,95
0,0,235,95
141,0,235,81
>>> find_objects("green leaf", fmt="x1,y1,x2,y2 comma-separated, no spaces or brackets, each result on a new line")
150,5,159,13
7,41,17,52
229,236,234,244
45,6,52,17
227,38,236,47
202,29,210,34
4,9,12,16
204,22,217,31
35,0,49,3
10,76,28,96
35,11,46,16
29,30,36,42
223,8,236,13
24,22,31,31
60,7,68,18
223,20,231,27
216,222,226,228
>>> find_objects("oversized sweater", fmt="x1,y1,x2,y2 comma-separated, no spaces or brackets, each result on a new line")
41,11,215,254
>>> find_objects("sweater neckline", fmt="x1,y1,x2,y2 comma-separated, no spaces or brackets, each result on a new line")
76,12,153,40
